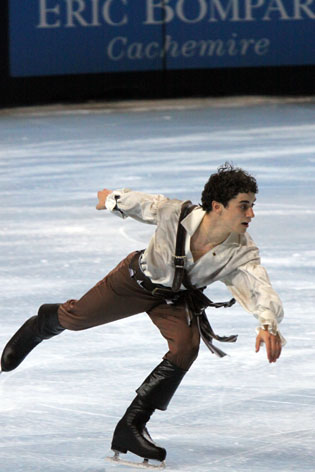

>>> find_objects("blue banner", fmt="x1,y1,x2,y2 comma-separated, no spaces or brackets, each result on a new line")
9,0,315,77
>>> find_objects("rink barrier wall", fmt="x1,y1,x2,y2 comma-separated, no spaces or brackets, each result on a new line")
0,0,314,106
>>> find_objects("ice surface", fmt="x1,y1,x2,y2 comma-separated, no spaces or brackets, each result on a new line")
1,97,315,472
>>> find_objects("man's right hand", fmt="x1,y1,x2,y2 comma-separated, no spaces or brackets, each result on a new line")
96,189,112,210
255,327,282,363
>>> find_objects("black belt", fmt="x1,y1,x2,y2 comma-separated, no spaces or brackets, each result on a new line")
129,251,237,358
129,251,182,300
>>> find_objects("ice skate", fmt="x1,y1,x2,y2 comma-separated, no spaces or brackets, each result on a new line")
108,360,187,468
110,396,167,466
107,450,166,469
1,316,42,372
1,304,63,372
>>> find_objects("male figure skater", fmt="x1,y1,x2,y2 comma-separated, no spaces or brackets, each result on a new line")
1,163,284,465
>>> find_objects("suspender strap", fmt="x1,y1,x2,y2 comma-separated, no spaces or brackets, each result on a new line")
172,200,197,292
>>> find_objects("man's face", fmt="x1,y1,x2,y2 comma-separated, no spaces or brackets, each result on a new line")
219,192,256,234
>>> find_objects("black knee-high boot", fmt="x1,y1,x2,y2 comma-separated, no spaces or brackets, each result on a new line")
111,359,187,462
1,304,64,372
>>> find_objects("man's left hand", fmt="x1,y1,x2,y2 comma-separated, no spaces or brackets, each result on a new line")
255,327,282,363
96,189,112,210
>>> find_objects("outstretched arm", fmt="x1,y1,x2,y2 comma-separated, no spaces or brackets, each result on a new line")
223,259,285,363
96,188,112,210
95,187,170,224
255,326,282,363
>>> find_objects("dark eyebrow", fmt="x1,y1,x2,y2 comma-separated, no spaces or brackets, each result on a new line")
239,199,256,204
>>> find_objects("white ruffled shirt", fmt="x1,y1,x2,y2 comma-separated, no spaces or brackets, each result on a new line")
106,189,285,343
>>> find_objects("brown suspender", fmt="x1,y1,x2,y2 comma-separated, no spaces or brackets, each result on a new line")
172,200,197,292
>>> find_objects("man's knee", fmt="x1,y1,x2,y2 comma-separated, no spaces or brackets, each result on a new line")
183,340,200,364
57,300,89,331
168,334,200,370
182,336,200,359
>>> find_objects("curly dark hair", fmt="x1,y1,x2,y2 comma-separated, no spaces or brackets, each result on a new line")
201,163,258,212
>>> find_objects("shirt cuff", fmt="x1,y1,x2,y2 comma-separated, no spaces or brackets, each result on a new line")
255,320,286,346
105,189,130,217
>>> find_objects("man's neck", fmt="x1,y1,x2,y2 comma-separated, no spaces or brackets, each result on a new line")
190,212,230,260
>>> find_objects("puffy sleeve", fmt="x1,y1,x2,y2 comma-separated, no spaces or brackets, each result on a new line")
223,261,286,345
105,188,169,225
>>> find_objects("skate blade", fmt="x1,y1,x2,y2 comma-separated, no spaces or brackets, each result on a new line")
106,452,166,469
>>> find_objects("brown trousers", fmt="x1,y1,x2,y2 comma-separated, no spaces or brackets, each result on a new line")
58,252,200,370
